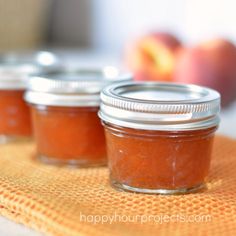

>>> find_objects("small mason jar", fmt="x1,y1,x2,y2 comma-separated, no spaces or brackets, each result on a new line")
25,67,132,166
0,51,59,143
0,63,36,143
99,82,220,194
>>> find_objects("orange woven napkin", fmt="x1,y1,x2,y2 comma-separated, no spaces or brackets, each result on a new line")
0,135,236,236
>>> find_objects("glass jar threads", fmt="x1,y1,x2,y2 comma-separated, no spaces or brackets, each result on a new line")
99,82,220,194
25,68,132,166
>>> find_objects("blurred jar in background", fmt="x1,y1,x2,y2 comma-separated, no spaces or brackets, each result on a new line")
0,64,34,143
25,67,132,167
0,51,59,143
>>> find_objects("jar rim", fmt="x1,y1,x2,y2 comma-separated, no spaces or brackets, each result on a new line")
99,81,221,131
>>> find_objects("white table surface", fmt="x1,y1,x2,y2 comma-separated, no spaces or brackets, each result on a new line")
0,50,236,236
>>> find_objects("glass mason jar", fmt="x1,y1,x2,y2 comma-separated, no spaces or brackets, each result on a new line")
0,51,59,144
0,64,36,143
99,82,221,194
25,67,132,167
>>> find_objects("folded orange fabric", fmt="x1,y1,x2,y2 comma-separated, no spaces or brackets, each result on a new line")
0,135,236,236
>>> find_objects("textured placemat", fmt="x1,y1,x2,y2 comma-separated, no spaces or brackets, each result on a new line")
0,135,236,236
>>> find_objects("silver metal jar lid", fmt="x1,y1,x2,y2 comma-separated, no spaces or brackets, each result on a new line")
99,81,221,131
0,64,38,89
24,67,133,107
0,51,59,67
0,51,59,90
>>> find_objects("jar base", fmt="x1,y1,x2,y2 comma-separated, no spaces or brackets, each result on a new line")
0,135,32,144
37,154,107,168
111,180,205,195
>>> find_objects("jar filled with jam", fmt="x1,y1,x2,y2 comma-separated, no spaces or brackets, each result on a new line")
0,51,59,144
25,67,132,166
0,63,36,143
99,82,220,194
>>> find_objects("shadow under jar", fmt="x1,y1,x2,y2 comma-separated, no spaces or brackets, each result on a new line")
99,82,221,194
25,68,132,167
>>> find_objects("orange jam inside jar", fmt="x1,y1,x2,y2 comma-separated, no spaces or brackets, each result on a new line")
99,82,221,194
0,64,35,143
25,68,132,166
